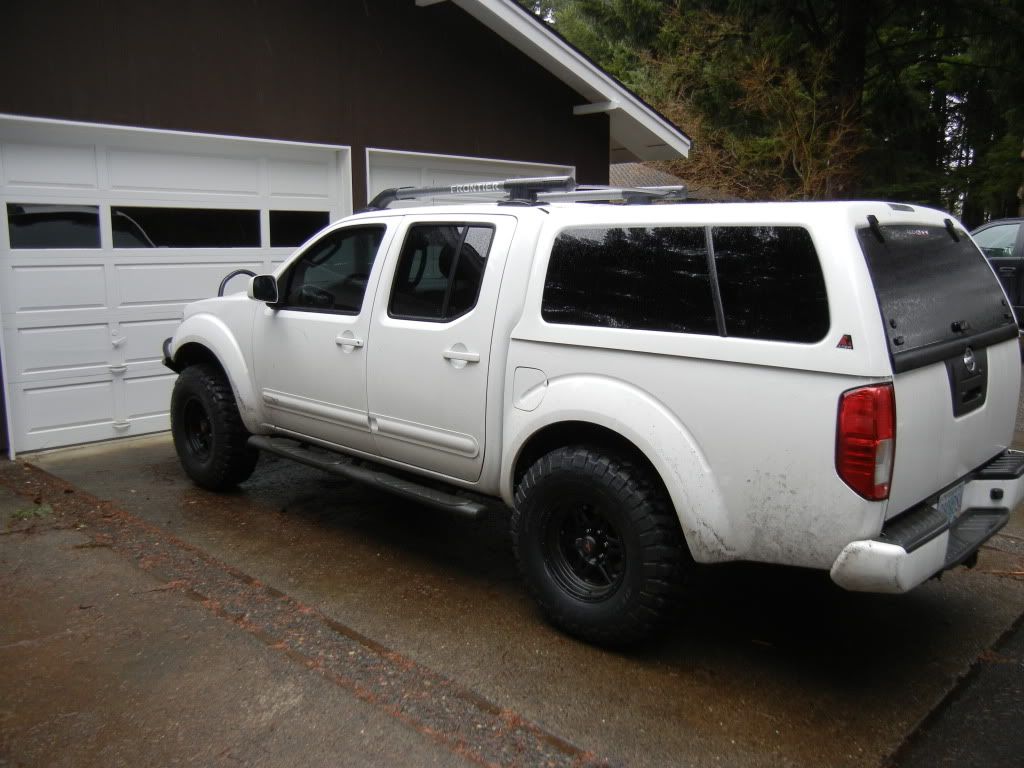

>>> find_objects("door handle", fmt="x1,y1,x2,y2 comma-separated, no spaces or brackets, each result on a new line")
443,348,480,363
335,335,364,348
998,266,1016,274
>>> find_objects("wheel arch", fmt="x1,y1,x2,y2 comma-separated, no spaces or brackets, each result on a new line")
169,314,260,432
502,375,739,563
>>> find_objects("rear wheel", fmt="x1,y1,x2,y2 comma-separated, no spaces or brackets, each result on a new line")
171,364,258,491
511,446,688,646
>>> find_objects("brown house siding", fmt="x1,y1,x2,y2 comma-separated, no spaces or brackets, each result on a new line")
0,0,609,206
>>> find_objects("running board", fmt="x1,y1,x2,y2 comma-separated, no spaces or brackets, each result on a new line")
248,435,488,518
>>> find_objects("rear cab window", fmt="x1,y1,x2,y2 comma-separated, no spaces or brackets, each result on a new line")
857,222,1018,372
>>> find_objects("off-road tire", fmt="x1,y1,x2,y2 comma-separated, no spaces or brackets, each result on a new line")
511,446,688,646
171,363,258,491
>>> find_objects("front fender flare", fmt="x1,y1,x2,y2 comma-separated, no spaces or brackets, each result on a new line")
501,374,740,564
170,314,260,433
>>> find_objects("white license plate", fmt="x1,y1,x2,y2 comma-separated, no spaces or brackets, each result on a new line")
937,482,965,525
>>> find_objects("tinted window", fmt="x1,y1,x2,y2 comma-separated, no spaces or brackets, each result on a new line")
859,223,1017,369
973,223,1019,259
270,210,331,247
389,224,493,321
712,226,829,342
111,207,259,248
281,226,385,313
7,203,100,249
543,226,717,334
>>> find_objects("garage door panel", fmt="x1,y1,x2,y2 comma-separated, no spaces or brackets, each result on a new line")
115,261,263,307
10,324,111,380
108,149,261,196
269,160,332,199
121,319,181,366
13,378,117,451
7,264,107,312
125,374,175,421
1,143,98,189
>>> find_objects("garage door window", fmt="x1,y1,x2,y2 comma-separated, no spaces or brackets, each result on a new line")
6,203,100,249
111,206,260,248
270,210,331,247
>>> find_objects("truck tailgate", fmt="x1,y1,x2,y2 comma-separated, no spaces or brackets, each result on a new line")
888,337,1020,516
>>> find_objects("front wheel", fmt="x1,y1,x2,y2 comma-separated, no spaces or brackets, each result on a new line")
170,364,258,491
511,446,688,646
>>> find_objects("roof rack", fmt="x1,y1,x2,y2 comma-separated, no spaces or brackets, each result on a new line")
539,185,687,204
364,175,689,210
365,175,577,210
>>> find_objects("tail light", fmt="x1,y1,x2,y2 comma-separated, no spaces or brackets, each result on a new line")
836,384,895,500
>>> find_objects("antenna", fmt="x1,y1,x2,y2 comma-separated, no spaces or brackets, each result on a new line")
365,175,577,210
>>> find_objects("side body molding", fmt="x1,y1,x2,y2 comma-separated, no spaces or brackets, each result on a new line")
170,313,261,433
500,374,738,563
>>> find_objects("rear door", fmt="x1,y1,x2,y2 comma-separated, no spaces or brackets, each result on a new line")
858,220,1020,517
365,214,515,482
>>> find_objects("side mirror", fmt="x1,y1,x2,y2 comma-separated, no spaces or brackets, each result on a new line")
248,275,279,304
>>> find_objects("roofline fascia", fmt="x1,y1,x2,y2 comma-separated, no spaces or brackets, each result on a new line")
449,0,691,159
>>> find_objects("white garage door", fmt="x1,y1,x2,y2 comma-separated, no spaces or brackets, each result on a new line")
367,148,573,206
0,116,351,454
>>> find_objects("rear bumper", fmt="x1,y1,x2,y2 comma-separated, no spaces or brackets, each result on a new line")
830,449,1024,593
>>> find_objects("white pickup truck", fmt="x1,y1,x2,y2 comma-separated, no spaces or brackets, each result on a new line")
163,177,1024,645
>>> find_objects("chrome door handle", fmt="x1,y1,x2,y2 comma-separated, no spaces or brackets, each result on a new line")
335,335,364,348
443,348,480,363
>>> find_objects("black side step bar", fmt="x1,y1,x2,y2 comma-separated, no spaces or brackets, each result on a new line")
248,435,488,518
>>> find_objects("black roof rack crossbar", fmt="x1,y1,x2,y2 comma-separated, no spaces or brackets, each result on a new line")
365,175,577,210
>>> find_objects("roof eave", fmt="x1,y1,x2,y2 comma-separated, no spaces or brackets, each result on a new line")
447,0,691,162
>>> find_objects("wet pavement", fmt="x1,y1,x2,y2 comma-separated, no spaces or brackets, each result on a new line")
2,421,1024,766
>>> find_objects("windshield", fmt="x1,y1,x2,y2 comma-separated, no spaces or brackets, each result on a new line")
858,222,1018,372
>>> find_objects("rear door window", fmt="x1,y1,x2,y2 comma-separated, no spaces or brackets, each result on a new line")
389,224,494,322
858,223,1018,372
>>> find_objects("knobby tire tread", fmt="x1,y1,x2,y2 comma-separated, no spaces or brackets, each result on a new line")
511,445,688,646
172,364,258,491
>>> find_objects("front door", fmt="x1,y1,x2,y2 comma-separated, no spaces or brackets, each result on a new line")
253,222,393,454
366,214,515,482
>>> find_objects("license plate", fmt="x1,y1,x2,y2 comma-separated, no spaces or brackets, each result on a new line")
937,482,965,525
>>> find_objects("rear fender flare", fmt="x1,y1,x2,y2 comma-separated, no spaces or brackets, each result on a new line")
502,374,739,563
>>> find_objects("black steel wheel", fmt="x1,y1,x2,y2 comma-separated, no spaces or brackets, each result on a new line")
170,364,258,491
511,445,688,646
544,499,626,602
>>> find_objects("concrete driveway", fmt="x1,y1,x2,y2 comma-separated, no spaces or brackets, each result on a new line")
2,422,1024,766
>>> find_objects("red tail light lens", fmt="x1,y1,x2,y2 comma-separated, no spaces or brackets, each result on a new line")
836,384,895,500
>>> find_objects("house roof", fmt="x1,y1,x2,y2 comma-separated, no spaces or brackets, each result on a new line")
610,162,738,202
423,0,691,163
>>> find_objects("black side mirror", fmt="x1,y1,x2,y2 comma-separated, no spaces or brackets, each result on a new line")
248,275,279,304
